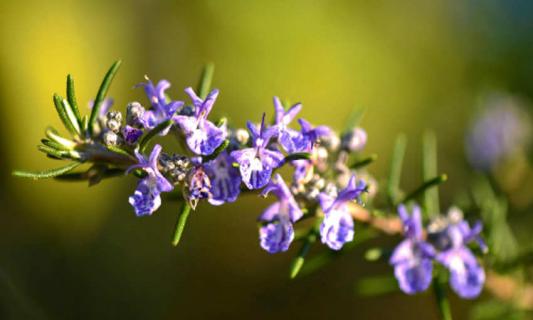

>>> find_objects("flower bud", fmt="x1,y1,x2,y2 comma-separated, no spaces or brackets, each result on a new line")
341,127,367,152
126,102,145,126
103,131,120,146
106,111,123,133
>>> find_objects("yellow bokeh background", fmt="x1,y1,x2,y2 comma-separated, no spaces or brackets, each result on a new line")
1,0,532,319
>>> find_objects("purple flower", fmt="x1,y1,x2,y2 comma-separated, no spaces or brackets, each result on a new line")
390,205,435,294
434,210,486,299
341,127,367,152
296,119,331,152
127,144,173,216
174,87,226,155
318,175,366,250
186,165,212,209
258,174,303,253
129,179,162,217
466,94,531,170
272,97,303,153
231,114,284,190
204,151,242,205
138,78,184,135
290,119,331,183
122,125,143,145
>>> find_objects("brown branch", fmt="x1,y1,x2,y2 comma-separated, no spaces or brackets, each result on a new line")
347,203,533,310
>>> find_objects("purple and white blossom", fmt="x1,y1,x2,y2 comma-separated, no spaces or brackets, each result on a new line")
272,97,303,153
138,79,184,135
186,165,212,209
127,144,173,216
174,87,226,155
390,205,436,294
318,175,366,250
231,114,284,190
433,208,486,299
205,151,242,205
258,174,303,253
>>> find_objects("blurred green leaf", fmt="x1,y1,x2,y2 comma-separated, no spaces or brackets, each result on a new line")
432,271,453,320
470,300,527,320
387,134,407,206
290,219,321,279
299,228,378,277
13,162,82,180
472,176,518,264
350,154,377,170
343,107,366,132
355,275,398,297
88,60,122,136
422,131,439,217
402,174,447,205
172,202,192,247
197,63,215,99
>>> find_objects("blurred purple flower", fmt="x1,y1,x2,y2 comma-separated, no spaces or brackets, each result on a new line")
390,205,435,294
174,87,226,155
318,175,366,250
258,174,303,253
341,127,367,152
466,94,531,170
434,208,486,299
231,114,284,189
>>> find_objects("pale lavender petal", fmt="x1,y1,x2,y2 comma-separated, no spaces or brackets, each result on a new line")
259,220,294,254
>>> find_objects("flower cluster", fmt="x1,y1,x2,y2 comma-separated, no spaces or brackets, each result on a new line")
17,62,490,308
105,80,371,252
390,205,487,299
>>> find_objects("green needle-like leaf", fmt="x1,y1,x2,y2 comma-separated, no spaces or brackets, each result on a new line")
45,127,76,149
401,174,448,204
289,220,321,279
66,74,82,128
343,107,366,133
55,167,124,182
350,154,377,169
41,139,67,151
106,145,135,160
423,131,439,217
197,63,215,99
88,60,122,136
172,202,192,247
53,94,80,137
203,139,230,162
433,273,453,320
38,144,69,159
62,98,81,135
139,119,173,153
13,162,82,180
283,152,312,164
387,134,407,205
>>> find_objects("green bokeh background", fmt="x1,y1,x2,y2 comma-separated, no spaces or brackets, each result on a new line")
1,0,532,319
